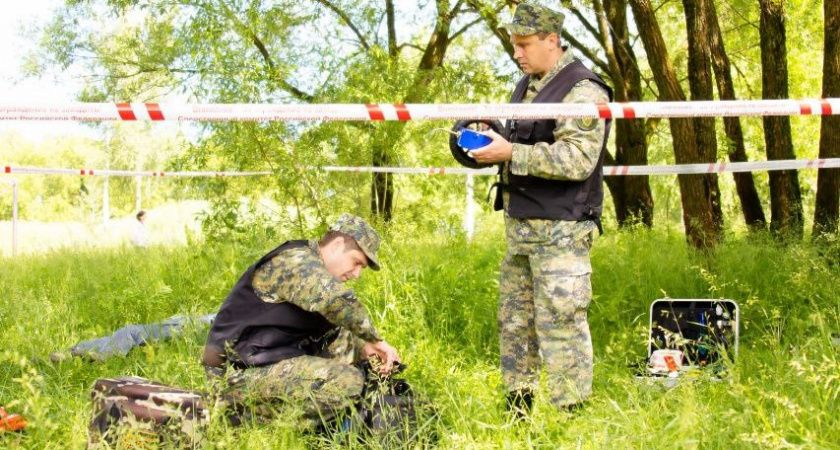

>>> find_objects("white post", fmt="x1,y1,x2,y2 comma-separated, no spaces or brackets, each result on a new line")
464,173,475,240
11,180,17,257
1,179,18,256
102,169,110,226
135,175,142,212
103,129,111,227
135,151,142,212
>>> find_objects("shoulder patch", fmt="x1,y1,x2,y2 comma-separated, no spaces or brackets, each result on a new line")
574,117,598,131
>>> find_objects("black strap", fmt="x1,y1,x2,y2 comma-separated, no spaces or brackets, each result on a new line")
591,217,604,236
487,181,504,203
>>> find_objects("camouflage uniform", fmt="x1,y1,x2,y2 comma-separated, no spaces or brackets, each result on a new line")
233,327,368,425
499,4,610,409
217,214,382,425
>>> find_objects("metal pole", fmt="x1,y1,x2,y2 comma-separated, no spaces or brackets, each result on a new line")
135,175,142,212
135,151,142,212
102,162,110,226
464,173,475,240
11,180,18,256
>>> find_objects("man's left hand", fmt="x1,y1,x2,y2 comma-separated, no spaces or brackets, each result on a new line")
362,340,401,375
468,129,513,164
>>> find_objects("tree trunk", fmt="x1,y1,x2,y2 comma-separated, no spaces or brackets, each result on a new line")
813,0,840,240
602,0,654,227
368,0,400,221
683,0,724,236
630,0,721,248
371,128,395,222
704,0,766,230
759,0,804,239
371,0,456,221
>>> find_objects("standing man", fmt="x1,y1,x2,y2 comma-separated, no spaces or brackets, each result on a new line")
202,213,400,426
470,3,613,417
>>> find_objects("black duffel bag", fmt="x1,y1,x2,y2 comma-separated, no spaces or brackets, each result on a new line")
319,362,439,448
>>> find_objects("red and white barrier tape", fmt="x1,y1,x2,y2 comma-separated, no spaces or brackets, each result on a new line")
2,166,271,177
4,158,837,179
325,158,840,175
0,99,837,122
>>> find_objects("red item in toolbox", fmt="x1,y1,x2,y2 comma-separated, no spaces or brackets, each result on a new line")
664,355,679,372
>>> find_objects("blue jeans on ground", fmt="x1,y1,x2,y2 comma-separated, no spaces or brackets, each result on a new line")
70,314,216,359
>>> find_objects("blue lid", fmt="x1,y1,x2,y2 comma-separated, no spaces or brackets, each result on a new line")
457,128,492,150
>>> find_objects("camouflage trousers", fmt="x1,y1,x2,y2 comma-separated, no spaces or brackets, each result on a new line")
498,233,594,409
228,329,366,426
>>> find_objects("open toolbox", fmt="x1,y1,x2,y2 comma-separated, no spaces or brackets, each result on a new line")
641,298,739,378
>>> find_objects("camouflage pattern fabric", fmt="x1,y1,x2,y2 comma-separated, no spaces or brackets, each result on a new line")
498,49,607,409
251,240,382,343
500,3,566,36
213,215,384,427
506,50,610,188
498,232,595,407
230,328,366,427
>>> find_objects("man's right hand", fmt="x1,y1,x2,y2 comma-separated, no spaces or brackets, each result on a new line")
362,340,401,375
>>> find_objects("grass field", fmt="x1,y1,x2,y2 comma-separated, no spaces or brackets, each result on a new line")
1,222,838,449
0,201,209,257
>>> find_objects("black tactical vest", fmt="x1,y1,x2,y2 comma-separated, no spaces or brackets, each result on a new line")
494,60,614,223
203,240,338,369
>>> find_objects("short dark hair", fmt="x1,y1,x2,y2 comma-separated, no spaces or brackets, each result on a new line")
319,230,363,253
136,210,146,220
536,31,562,48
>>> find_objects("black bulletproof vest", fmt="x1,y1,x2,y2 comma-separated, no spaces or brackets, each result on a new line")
494,60,614,222
203,240,337,369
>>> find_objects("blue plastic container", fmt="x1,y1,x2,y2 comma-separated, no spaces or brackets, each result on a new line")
457,127,492,150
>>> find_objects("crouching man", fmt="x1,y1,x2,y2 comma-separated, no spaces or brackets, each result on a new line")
202,213,400,425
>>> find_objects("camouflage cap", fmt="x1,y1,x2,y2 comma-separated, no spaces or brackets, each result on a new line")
500,3,565,36
330,213,381,271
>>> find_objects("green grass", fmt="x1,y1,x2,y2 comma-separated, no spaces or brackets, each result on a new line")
1,227,838,449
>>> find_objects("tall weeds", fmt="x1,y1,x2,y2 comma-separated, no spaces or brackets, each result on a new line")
1,229,837,448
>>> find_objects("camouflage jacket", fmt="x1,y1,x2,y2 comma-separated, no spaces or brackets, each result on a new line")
503,50,609,255
250,240,382,343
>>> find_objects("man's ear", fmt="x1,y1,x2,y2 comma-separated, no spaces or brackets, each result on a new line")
328,236,345,253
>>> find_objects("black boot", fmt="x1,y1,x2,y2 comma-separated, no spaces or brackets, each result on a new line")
506,389,533,421
561,402,584,414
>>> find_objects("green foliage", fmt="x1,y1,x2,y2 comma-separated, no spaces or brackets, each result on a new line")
13,0,833,237
0,123,187,221
22,0,515,229
1,228,838,448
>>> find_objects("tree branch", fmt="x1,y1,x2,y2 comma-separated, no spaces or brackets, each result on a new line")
312,0,371,51
386,0,397,57
465,0,517,66
563,4,602,39
450,15,486,41
217,0,314,101
397,43,426,53
450,0,466,16
593,0,622,94
562,31,611,74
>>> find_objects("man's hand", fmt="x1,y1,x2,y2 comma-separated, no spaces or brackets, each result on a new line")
362,340,401,375
468,129,513,164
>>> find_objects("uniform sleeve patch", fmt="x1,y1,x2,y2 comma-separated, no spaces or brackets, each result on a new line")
574,117,598,131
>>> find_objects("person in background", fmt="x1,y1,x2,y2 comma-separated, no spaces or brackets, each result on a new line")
131,210,149,248
469,2,613,419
